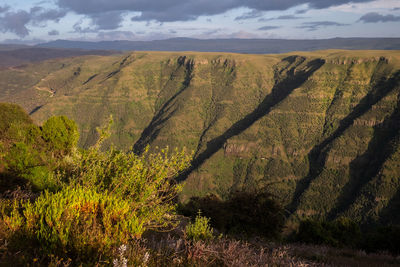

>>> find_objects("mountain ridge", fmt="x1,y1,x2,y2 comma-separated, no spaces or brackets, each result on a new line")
36,37,400,54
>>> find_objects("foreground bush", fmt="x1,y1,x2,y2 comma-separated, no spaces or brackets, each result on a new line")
4,186,143,255
1,144,190,260
0,115,192,262
1,113,79,192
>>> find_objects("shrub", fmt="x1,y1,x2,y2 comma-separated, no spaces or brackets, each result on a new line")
69,144,191,230
185,211,214,242
2,142,58,191
295,217,361,248
41,116,79,156
179,194,227,230
5,186,145,256
0,116,192,262
3,142,41,175
2,145,191,260
5,122,42,146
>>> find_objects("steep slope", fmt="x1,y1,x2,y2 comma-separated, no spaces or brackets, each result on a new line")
1,50,399,225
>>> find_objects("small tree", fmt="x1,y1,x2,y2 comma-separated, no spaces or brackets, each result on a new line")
41,116,79,156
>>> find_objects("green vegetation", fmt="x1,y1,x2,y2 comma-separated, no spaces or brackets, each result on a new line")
1,50,400,262
0,104,191,264
294,218,400,256
185,211,215,242
2,50,398,227
294,217,361,248
41,115,79,156
1,72,400,264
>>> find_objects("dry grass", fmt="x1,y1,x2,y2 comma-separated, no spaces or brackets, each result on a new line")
137,235,320,267
133,230,400,267
1,225,399,266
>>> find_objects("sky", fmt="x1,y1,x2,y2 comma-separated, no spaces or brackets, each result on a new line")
0,0,399,44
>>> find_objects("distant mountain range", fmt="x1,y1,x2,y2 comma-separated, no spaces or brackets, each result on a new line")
36,38,400,54
1,38,398,68
0,46,119,68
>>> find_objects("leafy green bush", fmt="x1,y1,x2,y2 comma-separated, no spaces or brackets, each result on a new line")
2,142,58,191
0,113,192,262
4,186,146,255
41,115,79,156
2,144,191,260
185,211,214,242
69,145,191,229
4,142,41,174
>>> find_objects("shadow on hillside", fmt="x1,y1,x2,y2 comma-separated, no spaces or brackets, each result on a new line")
329,92,400,218
379,186,400,225
28,105,43,115
133,56,194,154
193,59,237,158
288,68,400,214
176,56,325,182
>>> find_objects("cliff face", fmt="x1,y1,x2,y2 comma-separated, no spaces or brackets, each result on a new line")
1,50,400,224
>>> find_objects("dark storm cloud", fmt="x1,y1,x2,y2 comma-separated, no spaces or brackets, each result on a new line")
57,0,375,22
359,12,400,23
48,29,59,35
90,11,125,30
297,21,349,31
0,10,31,37
130,1,239,22
258,25,281,31
0,6,67,37
30,6,67,26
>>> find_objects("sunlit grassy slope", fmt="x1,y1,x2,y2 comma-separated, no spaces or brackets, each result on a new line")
1,50,400,225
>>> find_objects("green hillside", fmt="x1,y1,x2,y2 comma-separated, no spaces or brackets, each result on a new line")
1,50,400,226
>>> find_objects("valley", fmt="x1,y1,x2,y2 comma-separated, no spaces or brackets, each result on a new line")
1,49,399,226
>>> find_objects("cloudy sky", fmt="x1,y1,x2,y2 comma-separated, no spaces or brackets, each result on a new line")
0,0,399,44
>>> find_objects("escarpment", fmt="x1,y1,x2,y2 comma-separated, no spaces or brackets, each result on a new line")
1,50,400,224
